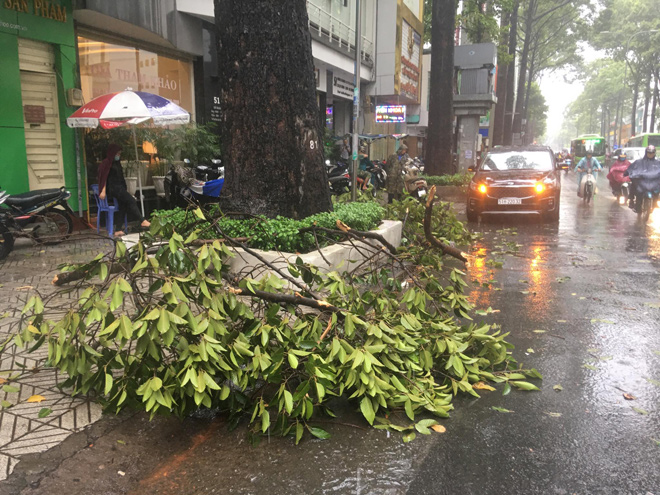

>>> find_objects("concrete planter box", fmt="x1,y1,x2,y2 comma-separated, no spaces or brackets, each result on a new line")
226,220,403,282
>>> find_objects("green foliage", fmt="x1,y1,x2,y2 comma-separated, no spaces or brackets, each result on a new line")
422,173,473,187
151,202,385,253
17,204,537,442
385,195,479,248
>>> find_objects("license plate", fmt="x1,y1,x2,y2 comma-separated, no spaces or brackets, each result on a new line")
417,189,426,197
498,198,522,205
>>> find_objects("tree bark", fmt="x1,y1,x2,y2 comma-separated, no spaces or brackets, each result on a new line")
425,0,457,175
492,11,511,146
642,69,652,134
651,69,659,133
215,0,332,219
503,1,519,146
512,0,537,145
630,76,640,139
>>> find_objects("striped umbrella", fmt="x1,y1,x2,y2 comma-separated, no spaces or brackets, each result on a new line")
67,90,190,215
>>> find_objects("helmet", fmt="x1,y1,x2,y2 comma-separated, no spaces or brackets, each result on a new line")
646,145,656,155
586,150,593,156
618,152,627,160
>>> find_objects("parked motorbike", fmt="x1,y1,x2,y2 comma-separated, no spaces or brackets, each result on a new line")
403,164,428,199
326,160,351,195
194,159,224,182
0,187,74,260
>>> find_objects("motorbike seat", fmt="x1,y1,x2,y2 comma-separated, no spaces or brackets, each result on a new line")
5,189,63,209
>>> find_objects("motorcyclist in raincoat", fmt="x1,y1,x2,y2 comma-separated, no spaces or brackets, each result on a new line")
625,145,660,212
606,151,631,195
575,150,602,197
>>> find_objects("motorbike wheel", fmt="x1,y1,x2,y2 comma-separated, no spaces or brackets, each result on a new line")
639,196,652,221
0,222,14,261
32,209,74,245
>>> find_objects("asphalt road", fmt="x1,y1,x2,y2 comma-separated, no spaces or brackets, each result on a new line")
2,175,659,495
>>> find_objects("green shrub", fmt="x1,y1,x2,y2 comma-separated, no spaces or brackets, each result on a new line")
150,202,385,253
422,173,473,187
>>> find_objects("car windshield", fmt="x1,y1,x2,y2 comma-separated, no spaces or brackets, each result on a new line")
481,151,553,171
624,149,645,161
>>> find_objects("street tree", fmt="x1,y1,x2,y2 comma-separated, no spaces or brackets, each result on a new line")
425,0,458,175
214,0,332,219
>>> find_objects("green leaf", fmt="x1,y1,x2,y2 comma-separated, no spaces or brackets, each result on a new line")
104,374,113,395
502,383,511,396
404,399,415,421
644,377,660,387
402,431,416,443
38,408,52,418
1,400,13,409
582,364,598,371
360,397,375,425
544,412,562,418
590,319,614,324
284,390,293,415
632,407,649,415
261,410,270,433
553,384,563,392
288,353,299,369
511,381,540,391
491,406,514,413
309,427,331,440
2,385,19,394
295,423,304,445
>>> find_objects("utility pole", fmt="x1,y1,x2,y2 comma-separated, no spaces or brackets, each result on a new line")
351,0,362,201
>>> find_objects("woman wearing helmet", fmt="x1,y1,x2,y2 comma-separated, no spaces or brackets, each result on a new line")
575,150,602,197
606,151,631,196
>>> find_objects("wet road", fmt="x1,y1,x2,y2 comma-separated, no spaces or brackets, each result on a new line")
3,176,659,495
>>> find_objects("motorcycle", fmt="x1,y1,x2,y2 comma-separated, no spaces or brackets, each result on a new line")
326,160,351,195
611,182,630,205
580,167,596,204
631,183,660,221
561,159,572,176
194,159,224,182
0,187,75,260
403,164,428,199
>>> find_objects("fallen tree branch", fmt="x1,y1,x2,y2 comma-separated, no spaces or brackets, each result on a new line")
423,186,469,263
298,224,398,254
224,282,343,315
52,262,129,286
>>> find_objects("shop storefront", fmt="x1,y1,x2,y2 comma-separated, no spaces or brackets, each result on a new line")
0,0,81,204
77,34,195,115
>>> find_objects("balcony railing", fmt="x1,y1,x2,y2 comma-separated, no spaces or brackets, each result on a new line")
306,0,374,65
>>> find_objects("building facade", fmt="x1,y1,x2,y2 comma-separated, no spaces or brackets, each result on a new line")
0,0,80,204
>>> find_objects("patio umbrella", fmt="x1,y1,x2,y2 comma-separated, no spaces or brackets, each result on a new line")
67,90,190,216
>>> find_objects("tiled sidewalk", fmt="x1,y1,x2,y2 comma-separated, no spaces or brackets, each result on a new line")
0,235,113,480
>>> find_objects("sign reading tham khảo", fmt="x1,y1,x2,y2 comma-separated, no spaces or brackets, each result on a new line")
375,105,406,124
2,0,67,22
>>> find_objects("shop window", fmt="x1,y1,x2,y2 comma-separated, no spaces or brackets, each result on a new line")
77,35,194,114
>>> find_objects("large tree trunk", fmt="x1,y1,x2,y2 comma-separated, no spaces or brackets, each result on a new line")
492,11,511,146
651,69,659,133
512,1,536,145
503,1,519,145
642,69,652,133
425,0,457,176
215,0,332,219
630,76,640,139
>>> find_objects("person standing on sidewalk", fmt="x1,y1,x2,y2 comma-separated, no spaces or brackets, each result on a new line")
98,144,150,237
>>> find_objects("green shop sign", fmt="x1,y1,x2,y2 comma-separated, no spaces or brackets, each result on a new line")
0,0,72,45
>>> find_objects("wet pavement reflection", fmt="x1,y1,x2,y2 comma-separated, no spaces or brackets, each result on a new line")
6,175,659,495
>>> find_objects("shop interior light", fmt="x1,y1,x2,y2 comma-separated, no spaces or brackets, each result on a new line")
478,184,487,194
535,183,545,193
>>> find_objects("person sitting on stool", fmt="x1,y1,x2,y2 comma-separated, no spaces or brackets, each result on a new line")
98,143,150,237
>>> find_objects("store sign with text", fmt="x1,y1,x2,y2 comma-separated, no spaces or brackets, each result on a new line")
332,76,353,100
400,20,421,101
375,105,406,123
2,0,67,22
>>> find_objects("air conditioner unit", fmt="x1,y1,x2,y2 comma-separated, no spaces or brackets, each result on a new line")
66,88,83,107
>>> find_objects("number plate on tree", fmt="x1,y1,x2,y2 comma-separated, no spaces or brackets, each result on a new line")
498,198,522,205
